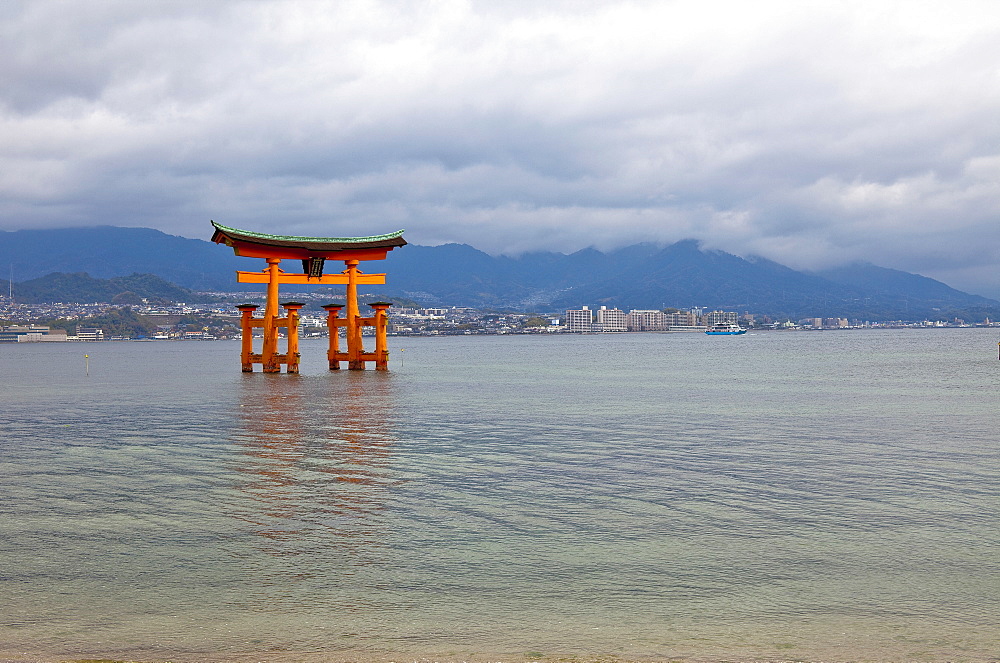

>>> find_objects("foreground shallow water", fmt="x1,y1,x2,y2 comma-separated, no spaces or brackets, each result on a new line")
2,330,998,661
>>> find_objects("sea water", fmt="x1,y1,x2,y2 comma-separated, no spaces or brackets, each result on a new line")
1,329,998,661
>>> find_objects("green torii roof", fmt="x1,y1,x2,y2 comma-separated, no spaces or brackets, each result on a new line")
211,220,406,259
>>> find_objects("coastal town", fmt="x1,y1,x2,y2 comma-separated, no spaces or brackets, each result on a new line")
0,293,989,342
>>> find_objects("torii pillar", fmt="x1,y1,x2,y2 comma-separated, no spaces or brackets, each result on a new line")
323,299,393,371
211,221,406,372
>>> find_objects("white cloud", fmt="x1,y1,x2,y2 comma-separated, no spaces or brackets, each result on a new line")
2,0,1000,295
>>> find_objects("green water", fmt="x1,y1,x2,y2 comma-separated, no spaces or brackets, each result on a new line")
1,329,998,660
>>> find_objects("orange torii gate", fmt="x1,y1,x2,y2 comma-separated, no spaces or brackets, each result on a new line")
211,221,406,372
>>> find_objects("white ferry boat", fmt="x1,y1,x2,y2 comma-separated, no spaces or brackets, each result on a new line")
705,323,747,335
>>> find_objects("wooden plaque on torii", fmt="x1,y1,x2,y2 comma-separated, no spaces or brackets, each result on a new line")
211,221,406,372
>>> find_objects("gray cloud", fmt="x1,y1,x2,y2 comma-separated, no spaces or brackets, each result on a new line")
2,0,999,296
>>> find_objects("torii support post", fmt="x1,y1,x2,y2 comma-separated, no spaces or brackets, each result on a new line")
345,259,365,370
237,304,259,372
282,301,305,374
261,257,282,373
322,301,391,371
370,302,392,371
322,304,344,370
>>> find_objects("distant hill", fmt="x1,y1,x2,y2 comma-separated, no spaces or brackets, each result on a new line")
2,226,998,320
6,272,204,304
380,239,1000,320
0,226,245,291
814,262,984,302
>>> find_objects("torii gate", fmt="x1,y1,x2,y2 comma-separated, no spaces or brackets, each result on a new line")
211,221,406,372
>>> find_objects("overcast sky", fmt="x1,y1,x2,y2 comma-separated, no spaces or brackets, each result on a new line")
2,1,999,295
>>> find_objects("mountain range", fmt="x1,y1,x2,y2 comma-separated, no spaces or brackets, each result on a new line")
7,271,200,305
2,225,997,321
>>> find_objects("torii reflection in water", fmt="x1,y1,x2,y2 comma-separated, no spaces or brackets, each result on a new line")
230,372,398,568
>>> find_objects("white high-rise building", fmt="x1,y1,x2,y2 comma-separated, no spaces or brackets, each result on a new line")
564,306,593,332
595,306,626,332
664,310,698,327
626,310,666,331
703,310,738,326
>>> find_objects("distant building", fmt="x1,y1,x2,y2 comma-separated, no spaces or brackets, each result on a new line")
0,325,68,342
703,310,738,326
626,310,665,331
299,316,326,328
665,310,699,328
595,306,626,332
76,327,105,342
564,306,593,332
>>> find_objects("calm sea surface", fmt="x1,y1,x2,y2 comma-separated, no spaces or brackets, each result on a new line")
1,330,998,661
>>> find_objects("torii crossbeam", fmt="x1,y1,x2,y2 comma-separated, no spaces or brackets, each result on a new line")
211,221,406,372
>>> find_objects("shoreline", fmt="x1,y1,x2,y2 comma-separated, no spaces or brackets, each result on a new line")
4,655,1000,663
3,643,999,663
